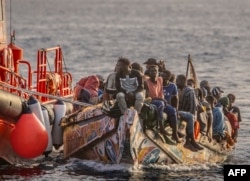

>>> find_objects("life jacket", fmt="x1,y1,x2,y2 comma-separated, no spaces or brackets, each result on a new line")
74,75,100,101
101,100,122,118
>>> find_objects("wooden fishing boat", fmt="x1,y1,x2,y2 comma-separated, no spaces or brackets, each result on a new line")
0,0,84,164
61,55,236,166
62,102,235,165
60,55,236,165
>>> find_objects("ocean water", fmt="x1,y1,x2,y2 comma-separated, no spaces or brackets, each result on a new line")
1,0,250,180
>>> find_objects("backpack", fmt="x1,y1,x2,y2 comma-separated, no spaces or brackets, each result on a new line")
101,100,122,118
140,103,157,129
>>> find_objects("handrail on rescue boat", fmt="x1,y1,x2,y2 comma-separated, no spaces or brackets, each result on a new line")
17,59,32,89
36,46,72,102
0,45,74,102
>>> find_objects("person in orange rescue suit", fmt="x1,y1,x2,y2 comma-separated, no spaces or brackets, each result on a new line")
211,86,224,104
74,75,103,109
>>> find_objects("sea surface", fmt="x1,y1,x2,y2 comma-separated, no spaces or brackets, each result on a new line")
1,0,250,180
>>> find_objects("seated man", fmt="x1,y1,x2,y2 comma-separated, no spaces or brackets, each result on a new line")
200,80,211,98
226,93,240,142
144,65,181,143
177,111,204,151
115,57,144,114
207,95,229,143
196,87,213,142
227,93,242,122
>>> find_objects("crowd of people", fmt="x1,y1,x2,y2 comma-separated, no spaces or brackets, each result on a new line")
73,57,242,152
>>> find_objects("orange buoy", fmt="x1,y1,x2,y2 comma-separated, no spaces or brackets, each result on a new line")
10,106,48,159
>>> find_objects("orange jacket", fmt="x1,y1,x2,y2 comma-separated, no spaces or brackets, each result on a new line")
74,75,100,100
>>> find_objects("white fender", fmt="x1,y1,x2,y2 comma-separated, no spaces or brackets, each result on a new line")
43,104,55,125
52,100,66,149
65,102,74,115
42,106,53,157
27,96,45,125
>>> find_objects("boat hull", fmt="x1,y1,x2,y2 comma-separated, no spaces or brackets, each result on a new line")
62,105,235,165
62,104,130,163
130,113,233,165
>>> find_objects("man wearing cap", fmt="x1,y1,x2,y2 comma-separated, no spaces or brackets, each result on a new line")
211,86,224,103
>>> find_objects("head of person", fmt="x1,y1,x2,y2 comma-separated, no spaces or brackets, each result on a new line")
218,96,229,109
116,57,131,74
143,58,158,69
158,60,166,73
176,74,186,89
211,86,224,99
169,73,176,83
148,65,159,79
200,80,211,96
161,69,172,82
227,93,236,104
131,62,143,73
196,88,203,100
200,80,209,88
206,95,215,107
187,78,195,88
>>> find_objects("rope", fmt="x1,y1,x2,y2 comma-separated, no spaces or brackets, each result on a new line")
10,0,12,42
0,83,92,107
61,50,68,73
45,49,52,72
